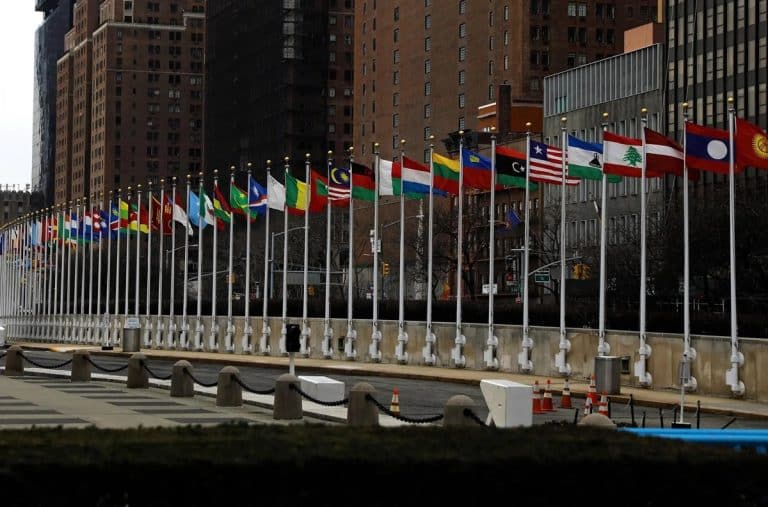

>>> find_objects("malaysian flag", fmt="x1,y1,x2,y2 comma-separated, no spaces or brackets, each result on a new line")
529,139,580,186
328,166,351,201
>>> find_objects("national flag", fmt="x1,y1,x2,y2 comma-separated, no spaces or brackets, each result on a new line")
248,176,268,216
684,122,733,174
644,127,685,177
82,212,93,241
603,131,654,178
129,204,150,234
90,210,104,239
308,169,328,213
213,184,232,230
431,152,460,194
69,212,79,244
502,209,521,230
351,161,376,201
172,193,193,235
285,173,308,211
119,200,130,229
567,136,622,182
151,195,172,233
735,118,768,170
461,149,502,190
529,140,580,185
109,202,121,237
188,191,203,228
199,188,216,228
267,174,285,210
229,183,250,217
98,210,110,238
328,166,351,204
379,159,396,196
494,147,539,190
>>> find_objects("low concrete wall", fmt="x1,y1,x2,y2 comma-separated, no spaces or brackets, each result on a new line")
14,314,768,401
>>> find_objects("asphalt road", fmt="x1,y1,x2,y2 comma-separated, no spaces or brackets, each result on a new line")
12,350,768,430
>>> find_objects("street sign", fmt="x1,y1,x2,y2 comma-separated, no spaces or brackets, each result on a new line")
534,271,550,283
482,283,498,295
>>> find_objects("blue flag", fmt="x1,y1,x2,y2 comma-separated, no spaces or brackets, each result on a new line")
248,175,267,216
188,191,203,228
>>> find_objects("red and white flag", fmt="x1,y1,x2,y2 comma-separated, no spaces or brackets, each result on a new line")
528,139,580,185
644,127,684,177
604,131,657,178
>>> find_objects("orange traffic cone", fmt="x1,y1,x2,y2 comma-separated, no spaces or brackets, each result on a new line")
542,379,555,411
583,395,593,416
587,374,599,405
559,378,573,409
532,381,544,414
389,388,401,416
598,392,609,417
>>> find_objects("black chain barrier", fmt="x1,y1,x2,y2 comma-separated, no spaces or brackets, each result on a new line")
182,368,218,388
19,352,73,369
232,375,276,395
365,393,445,424
85,356,129,373
0,352,6,360
139,361,173,381
288,383,348,406
463,408,487,427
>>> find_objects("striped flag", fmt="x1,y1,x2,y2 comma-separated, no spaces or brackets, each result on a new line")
528,139,580,185
328,166,351,202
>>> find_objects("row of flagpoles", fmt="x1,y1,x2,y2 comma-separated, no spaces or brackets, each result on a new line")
2,102,766,394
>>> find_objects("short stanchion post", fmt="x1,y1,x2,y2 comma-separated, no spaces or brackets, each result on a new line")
216,366,242,407
71,350,91,382
443,395,476,427
127,353,149,389
171,360,194,397
274,373,302,420
3,346,24,376
347,382,378,427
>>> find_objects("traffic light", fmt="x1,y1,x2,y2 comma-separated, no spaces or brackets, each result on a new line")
382,262,390,276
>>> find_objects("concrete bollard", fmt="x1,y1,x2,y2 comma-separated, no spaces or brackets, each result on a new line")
171,360,194,397
273,373,302,420
127,353,149,389
578,413,617,429
71,350,91,382
347,382,379,427
216,366,242,407
443,395,477,427
3,345,24,376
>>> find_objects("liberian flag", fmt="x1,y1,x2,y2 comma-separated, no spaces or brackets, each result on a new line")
528,139,580,185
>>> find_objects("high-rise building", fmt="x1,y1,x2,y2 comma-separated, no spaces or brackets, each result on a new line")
353,0,659,165
205,0,354,172
33,0,76,208
54,0,206,205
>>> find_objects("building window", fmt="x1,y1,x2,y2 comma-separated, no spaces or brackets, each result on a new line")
393,114,399,127
530,78,540,91
393,71,399,84
578,3,587,16
489,11,494,26
424,104,432,118
489,36,494,50
458,93,465,108
458,117,465,130
424,126,431,140
489,60,494,75
504,31,509,46
424,37,431,51
567,2,576,16
394,28,399,42
424,81,431,96
488,85,494,100
504,5,510,20
393,50,399,63
459,23,466,38
458,70,465,84
504,55,509,70
425,59,431,74
394,6,399,21
459,0,466,14
459,46,466,61
425,15,431,29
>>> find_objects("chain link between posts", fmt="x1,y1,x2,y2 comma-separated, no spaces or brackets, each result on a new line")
288,383,348,406
365,393,444,424
85,356,129,373
139,360,172,380
19,352,73,369
182,368,218,388
232,374,276,395
0,352,6,360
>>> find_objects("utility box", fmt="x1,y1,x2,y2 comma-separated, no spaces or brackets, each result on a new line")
122,317,141,353
285,324,301,353
594,356,621,395
479,379,532,428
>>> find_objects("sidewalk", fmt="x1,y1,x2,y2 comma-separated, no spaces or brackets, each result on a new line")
12,341,768,421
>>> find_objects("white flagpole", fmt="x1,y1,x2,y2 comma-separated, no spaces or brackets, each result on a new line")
395,140,409,363
422,138,436,365
50,208,59,338
521,127,533,370
144,182,153,347
194,173,205,351
87,194,95,343
369,143,382,362
680,103,697,390
155,179,165,348
65,202,73,341
636,109,652,386
95,193,103,345
451,132,467,368
344,149,357,359
300,153,311,357
725,96,744,395
558,118,568,366
227,166,238,353
112,191,122,345
180,176,191,349
168,177,179,348
134,185,142,320
103,192,112,346
598,113,610,355
483,130,499,369
259,163,272,355
280,157,290,355
209,170,220,352
241,162,254,354
72,199,81,342
322,154,334,358
124,187,132,319
79,199,87,342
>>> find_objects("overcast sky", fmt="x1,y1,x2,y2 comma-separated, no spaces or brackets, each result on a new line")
0,4,42,189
